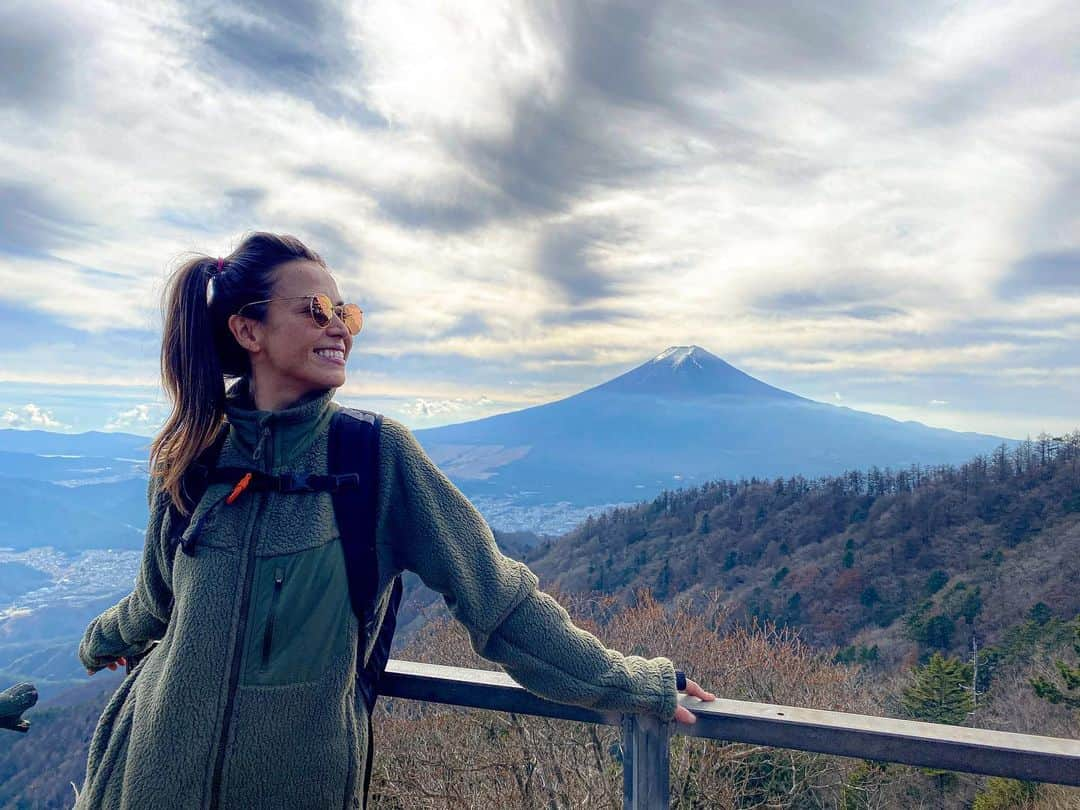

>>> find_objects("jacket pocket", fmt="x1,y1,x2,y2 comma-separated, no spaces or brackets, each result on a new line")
241,539,354,686
261,566,285,669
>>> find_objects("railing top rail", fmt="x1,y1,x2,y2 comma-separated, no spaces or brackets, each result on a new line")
381,659,1080,787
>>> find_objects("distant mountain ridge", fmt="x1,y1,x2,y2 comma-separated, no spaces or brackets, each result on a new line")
415,345,1007,506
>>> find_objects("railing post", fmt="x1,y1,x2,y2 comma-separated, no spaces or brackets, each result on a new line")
622,714,671,810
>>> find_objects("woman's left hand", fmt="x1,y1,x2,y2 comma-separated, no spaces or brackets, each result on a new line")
674,679,716,724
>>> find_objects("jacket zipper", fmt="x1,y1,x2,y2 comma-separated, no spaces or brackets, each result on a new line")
261,567,285,668
208,424,272,809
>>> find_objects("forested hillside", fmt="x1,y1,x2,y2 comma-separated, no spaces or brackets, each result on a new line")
526,432,1080,665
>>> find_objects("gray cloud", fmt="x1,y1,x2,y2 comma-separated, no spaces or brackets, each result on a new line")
454,1,691,217
295,221,360,271
534,220,621,306
188,0,382,124
675,0,938,80
375,192,492,233
999,251,1080,298
753,285,905,320
545,306,637,326
446,0,943,226
0,184,87,256
0,0,96,114
156,187,267,235
439,313,489,339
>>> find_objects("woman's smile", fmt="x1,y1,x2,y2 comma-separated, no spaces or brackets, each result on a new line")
314,347,346,366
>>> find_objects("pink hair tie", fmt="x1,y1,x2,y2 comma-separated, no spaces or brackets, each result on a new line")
216,256,224,273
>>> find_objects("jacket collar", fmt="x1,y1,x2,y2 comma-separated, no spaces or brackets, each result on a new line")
224,377,337,470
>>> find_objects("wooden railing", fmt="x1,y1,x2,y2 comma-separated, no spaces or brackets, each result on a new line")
380,659,1080,810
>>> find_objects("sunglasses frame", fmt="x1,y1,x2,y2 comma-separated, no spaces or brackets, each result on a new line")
236,294,364,335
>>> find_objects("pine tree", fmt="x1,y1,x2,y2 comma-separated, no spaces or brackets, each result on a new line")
1030,619,1080,712
901,653,974,725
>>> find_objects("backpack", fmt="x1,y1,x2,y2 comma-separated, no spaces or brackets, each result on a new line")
157,408,402,715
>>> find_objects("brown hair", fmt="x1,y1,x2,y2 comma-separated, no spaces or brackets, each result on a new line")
150,232,325,515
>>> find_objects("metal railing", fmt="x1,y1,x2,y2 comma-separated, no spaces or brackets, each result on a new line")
380,659,1080,810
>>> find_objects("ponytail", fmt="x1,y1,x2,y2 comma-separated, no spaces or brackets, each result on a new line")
149,232,325,515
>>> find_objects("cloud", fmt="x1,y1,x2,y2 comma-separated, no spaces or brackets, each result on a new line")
753,285,908,321
998,250,1080,299
534,219,623,306
0,184,89,257
0,0,100,114
929,399,949,406
104,403,168,431
2,403,67,429
185,0,379,123
0,0,1076,441
399,395,494,419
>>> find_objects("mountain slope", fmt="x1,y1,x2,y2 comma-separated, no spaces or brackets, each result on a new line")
416,345,1006,506
523,433,1080,663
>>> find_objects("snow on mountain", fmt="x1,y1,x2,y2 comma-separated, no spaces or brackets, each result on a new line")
584,345,801,400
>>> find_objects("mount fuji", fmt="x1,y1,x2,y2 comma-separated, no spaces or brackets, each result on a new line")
414,345,1006,506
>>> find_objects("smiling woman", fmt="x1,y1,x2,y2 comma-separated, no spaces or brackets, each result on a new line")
73,231,712,810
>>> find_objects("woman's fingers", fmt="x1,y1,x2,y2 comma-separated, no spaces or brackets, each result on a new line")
674,679,716,723
87,656,127,675
685,679,715,701
674,705,696,724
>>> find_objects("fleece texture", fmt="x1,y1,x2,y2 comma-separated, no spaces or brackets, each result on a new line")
75,381,677,809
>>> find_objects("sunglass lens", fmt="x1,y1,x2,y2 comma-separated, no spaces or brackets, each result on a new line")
341,304,363,335
310,294,333,327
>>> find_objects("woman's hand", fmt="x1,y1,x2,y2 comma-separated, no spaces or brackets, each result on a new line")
87,657,126,676
673,679,716,724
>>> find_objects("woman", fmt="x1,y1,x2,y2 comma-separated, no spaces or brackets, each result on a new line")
76,232,714,809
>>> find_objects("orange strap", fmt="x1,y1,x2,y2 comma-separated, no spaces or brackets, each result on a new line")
226,472,253,505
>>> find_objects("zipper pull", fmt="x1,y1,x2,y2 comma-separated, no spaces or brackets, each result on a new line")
226,473,253,505
252,426,271,463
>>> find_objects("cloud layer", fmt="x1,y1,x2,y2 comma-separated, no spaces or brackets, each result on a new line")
0,0,1077,436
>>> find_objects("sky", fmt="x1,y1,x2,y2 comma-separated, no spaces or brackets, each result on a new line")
0,0,1077,439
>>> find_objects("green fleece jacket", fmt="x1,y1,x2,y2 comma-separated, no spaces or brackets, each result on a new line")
75,384,677,809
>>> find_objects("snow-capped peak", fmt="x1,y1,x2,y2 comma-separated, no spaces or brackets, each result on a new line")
652,345,706,369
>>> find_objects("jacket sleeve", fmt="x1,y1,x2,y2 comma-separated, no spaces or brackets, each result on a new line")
78,475,174,672
375,418,677,720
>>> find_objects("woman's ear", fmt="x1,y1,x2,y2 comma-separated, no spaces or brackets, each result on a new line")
227,313,263,355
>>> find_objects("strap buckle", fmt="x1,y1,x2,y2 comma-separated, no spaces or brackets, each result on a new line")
278,472,316,493
329,473,361,490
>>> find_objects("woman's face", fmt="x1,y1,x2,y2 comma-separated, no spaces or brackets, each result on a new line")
239,259,354,409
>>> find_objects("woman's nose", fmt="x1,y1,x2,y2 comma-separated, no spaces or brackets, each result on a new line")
325,313,348,335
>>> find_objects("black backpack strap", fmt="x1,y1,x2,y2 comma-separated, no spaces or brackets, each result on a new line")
167,425,230,550
329,409,403,700
179,425,230,513
329,408,382,625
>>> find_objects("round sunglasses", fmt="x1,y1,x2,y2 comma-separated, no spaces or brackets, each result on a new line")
236,294,363,335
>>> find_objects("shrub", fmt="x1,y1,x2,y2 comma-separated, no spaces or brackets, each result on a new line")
372,591,874,809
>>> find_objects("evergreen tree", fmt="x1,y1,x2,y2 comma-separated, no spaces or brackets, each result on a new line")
1030,619,1080,712
901,653,973,725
